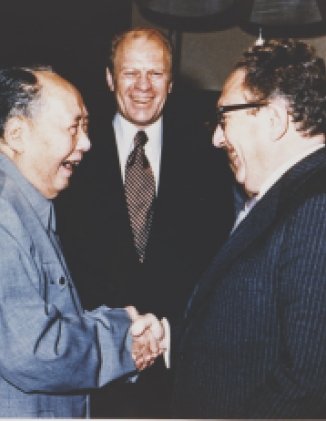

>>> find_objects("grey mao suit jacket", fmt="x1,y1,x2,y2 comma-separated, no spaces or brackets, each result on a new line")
0,154,136,418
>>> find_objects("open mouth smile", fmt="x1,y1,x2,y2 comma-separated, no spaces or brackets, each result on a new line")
61,160,81,172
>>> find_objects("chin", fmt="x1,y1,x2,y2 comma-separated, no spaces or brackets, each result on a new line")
133,119,153,127
133,111,156,123
56,180,70,195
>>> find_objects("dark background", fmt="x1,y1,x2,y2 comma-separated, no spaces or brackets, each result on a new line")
1,0,325,123
0,0,132,108
0,0,219,132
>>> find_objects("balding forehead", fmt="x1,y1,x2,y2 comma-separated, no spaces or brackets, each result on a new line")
34,70,77,94
114,35,172,75
31,71,86,119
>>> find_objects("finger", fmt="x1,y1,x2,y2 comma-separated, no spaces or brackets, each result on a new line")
130,313,164,340
125,305,139,321
132,342,156,371
144,330,160,356
134,350,157,371
130,313,154,336
133,330,158,356
132,331,162,364
147,315,164,341
135,356,155,371
133,353,145,371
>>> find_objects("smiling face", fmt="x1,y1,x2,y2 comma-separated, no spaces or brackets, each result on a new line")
106,34,172,128
13,71,91,198
213,68,274,196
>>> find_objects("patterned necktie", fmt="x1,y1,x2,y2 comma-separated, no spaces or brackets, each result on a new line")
124,130,155,263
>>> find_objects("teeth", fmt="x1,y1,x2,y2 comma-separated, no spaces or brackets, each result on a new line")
228,151,238,169
133,98,152,103
62,160,80,170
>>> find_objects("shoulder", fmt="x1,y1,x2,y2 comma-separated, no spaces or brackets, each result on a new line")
0,172,37,247
0,195,32,254
279,150,326,218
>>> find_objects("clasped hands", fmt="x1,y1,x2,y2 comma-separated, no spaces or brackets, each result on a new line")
126,306,169,371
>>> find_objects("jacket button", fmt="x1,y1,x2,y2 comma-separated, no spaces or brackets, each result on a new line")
59,276,66,285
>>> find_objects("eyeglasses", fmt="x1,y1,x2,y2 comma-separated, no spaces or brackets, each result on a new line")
215,102,268,130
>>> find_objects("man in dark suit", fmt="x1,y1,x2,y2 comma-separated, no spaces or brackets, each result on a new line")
56,28,234,417
171,38,326,418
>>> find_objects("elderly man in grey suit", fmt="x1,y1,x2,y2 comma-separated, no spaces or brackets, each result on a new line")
0,65,166,418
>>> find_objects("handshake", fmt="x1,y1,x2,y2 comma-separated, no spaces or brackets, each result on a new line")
125,306,169,371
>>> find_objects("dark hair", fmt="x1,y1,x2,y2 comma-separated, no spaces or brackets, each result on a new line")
0,65,52,137
235,39,326,136
107,27,173,78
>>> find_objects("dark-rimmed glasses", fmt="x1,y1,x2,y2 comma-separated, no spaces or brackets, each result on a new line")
216,102,268,130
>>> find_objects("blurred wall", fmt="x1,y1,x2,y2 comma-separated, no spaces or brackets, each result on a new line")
132,1,326,91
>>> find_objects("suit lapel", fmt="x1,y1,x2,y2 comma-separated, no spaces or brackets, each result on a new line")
184,186,280,322
95,123,126,204
103,124,139,262
184,148,326,325
144,117,177,256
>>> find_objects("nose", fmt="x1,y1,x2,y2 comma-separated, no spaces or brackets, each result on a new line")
77,130,91,153
135,73,151,90
212,124,225,148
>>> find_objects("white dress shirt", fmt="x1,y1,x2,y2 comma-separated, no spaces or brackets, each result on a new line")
113,113,163,194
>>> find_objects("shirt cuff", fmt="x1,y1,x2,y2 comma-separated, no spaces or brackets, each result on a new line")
161,317,171,369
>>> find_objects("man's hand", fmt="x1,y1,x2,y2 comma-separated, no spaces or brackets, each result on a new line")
125,306,167,371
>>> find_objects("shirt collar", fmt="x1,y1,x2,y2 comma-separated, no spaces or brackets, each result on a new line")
0,153,52,231
113,113,163,192
113,112,163,151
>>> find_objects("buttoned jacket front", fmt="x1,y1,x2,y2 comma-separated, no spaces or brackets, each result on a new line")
0,154,136,418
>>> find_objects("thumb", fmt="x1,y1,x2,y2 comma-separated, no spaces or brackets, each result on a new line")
125,305,139,321
130,316,151,336
131,313,163,338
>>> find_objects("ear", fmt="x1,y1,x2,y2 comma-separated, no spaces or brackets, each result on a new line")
106,68,115,91
168,80,173,94
268,99,288,141
3,117,26,153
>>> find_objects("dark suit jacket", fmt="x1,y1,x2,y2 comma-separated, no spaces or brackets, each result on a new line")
56,96,234,321
171,147,326,418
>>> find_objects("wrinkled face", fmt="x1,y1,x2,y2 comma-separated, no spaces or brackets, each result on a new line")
16,72,91,198
213,68,271,196
107,36,172,128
